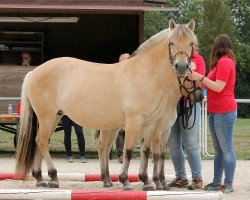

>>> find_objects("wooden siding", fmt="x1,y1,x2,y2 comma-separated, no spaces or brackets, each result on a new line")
0,66,33,114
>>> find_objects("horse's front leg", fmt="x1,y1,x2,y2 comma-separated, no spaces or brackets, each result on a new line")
98,130,113,187
139,126,155,191
119,117,143,190
159,129,171,190
151,129,163,190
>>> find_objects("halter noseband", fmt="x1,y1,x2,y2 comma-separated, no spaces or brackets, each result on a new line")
168,40,193,71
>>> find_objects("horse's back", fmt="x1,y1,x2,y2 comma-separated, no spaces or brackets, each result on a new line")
27,57,125,129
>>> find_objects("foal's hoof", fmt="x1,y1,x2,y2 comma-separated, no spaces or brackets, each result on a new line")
48,181,59,188
36,181,47,188
143,184,155,191
122,185,133,191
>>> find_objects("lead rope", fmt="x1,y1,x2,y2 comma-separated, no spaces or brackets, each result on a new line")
182,97,197,130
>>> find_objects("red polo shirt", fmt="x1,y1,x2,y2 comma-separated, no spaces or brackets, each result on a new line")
206,55,237,113
192,52,206,75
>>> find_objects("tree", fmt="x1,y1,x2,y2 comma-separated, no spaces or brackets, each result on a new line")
144,0,250,117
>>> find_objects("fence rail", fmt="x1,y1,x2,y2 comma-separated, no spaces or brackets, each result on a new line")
199,98,250,157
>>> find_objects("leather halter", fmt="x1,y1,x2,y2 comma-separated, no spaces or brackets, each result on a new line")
168,40,200,129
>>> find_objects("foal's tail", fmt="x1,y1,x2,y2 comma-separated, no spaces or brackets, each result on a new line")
16,72,38,176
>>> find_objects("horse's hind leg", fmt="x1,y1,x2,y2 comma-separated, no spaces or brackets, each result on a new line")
139,126,155,191
32,114,62,188
32,148,47,187
35,116,60,188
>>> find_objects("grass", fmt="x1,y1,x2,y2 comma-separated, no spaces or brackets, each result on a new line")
0,118,249,160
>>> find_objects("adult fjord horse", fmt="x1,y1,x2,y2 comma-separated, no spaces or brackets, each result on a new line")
97,20,203,191
16,19,198,190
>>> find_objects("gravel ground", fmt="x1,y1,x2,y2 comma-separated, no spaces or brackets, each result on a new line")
0,158,249,200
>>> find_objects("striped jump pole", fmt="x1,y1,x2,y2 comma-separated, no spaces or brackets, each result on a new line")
0,172,191,182
0,189,223,200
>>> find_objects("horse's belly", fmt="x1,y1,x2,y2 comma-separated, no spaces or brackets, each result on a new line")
65,107,125,130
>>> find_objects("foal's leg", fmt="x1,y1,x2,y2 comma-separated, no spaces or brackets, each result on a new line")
35,116,59,188
119,117,143,190
139,126,155,191
105,129,120,186
151,129,163,190
98,130,113,187
32,114,62,188
159,129,171,190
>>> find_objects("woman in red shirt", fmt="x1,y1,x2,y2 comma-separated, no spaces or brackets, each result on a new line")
188,34,237,193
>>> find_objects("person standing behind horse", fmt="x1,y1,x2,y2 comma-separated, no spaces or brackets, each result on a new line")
62,115,87,163
168,47,206,190
116,53,130,163
188,34,237,193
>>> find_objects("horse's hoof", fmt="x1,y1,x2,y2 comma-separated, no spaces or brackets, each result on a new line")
143,184,155,191
103,182,113,188
48,181,59,188
36,181,47,188
156,185,164,190
163,185,170,191
122,185,133,191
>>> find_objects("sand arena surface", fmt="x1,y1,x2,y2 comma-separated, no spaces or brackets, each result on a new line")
0,158,249,200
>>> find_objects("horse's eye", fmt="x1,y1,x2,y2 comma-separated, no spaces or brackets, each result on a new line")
169,41,174,46
190,42,194,46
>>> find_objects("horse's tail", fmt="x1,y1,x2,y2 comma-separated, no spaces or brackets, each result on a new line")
15,72,38,176
94,129,100,140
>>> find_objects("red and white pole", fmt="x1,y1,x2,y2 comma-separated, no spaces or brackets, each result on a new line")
0,189,223,200
0,172,191,182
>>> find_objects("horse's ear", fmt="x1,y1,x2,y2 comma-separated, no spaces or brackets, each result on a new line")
187,19,195,31
169,18,176,30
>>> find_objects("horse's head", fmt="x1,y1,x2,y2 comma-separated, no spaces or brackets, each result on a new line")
168,19,197,76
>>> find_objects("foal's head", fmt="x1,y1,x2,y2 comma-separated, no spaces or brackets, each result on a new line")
168,19,197,76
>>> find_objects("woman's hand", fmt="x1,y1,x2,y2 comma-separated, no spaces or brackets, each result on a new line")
188,72,203,81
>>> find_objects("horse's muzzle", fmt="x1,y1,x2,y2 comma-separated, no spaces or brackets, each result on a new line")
174,61,189,76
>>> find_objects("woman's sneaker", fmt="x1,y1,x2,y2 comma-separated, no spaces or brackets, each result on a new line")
67,156,73,163
204,182,221,191
188,177,203,190
219,184,234,193
168,178,189,188
80,156,87,163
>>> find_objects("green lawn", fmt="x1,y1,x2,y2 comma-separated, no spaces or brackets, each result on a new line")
0,118,249,159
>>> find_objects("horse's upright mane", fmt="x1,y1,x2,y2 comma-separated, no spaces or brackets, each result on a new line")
172,25,197,44
131,23,197,57
131,28,170,56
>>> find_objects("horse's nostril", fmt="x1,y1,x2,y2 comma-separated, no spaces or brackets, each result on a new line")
175,63,179,69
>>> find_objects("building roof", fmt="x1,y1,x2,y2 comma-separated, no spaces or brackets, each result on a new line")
0,2,179,14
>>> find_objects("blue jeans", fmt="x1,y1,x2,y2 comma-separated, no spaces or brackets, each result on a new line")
168,103,202,180
209,110,237,186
